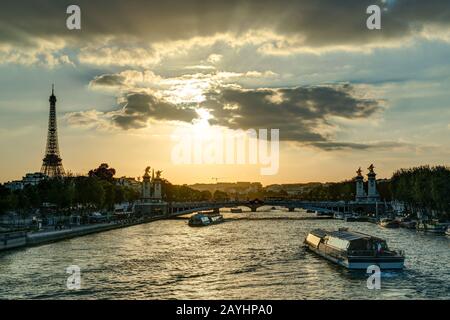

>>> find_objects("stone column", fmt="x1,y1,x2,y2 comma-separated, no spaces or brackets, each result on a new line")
142,167,152,201
367,164,379,202
355,167,366,202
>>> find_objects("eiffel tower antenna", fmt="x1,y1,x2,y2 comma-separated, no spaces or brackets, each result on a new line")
41,84,65,177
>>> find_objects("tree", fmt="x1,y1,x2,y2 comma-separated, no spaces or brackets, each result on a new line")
101,180,116,210
74,176,105,209
88,163,116,182
0,184,13,214
390,165,450,219
213,190,229,201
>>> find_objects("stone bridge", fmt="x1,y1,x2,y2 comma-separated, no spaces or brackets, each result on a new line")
168,199,387,216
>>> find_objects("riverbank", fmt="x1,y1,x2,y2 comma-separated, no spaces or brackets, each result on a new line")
0,215,166,252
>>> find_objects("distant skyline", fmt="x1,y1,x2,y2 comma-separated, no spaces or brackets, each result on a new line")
1,0,450,185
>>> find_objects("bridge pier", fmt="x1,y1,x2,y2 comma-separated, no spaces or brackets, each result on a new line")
288,207,295,212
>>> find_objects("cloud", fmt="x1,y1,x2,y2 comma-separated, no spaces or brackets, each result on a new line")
2,0,450,66
309,141,413,151
88,69,280,105
90,74,126,87
0,37,73,67
69,78,392,151
201,84,383,146
66,92,198,130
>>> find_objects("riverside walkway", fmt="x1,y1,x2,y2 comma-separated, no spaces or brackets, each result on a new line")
0,215,165,252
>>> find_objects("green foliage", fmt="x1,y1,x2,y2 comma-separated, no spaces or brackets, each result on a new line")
294,180,356,202
391,165,450,218
213,190,229,201
0,174,142,215
74,176,105,208
88,163,116,182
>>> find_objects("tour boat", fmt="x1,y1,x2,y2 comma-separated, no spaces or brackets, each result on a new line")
306,209,315,214
304,228,405,270
230,208,243,213
188,212,224,227
446,227,450,236
379,218,400,228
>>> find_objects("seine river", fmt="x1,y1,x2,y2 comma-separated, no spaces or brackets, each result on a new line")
0,209,449,299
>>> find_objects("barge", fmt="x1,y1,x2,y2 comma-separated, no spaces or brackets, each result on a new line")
416,220,450,234
304,228,405,270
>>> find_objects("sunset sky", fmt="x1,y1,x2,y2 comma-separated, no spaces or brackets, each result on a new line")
1,0,450,185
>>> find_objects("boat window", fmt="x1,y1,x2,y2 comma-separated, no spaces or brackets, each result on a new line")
326,237,350,250
306,234,322,248
348,239,370,251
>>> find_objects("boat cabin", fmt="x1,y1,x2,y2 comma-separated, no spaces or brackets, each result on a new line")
306,229,389,254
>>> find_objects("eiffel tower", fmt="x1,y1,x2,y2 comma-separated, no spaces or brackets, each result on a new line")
41,84,65,177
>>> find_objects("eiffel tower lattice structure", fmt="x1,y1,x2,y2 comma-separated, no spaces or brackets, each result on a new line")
41,85,65,177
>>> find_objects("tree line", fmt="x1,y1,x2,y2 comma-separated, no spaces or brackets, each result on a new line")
391,166,450,218
0,174,141,216
0,163,232,216
1,164,449,219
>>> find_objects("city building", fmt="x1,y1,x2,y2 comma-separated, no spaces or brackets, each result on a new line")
116,176,141,191
4,172,48,191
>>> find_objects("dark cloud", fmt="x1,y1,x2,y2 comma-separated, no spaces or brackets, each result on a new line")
201,85,382,146
68,84,402,151
112,92,198,129
1,0,450,49
309,141,411,151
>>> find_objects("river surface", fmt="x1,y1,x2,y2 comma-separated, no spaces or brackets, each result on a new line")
0,209,449,299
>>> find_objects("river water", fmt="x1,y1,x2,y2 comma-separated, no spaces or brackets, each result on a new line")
0,209,449,299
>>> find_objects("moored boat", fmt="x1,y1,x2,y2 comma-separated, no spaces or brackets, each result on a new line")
399,217,417,229
379,218,400,228
345,213,366,222
334,212,345,220
416,220,450,234
316,211,333,217
304,228,405,270
230,208,243,213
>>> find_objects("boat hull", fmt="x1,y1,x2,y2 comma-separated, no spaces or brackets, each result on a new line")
306,245,404,270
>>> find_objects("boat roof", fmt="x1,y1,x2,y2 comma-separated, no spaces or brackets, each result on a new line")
309,229,383,242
